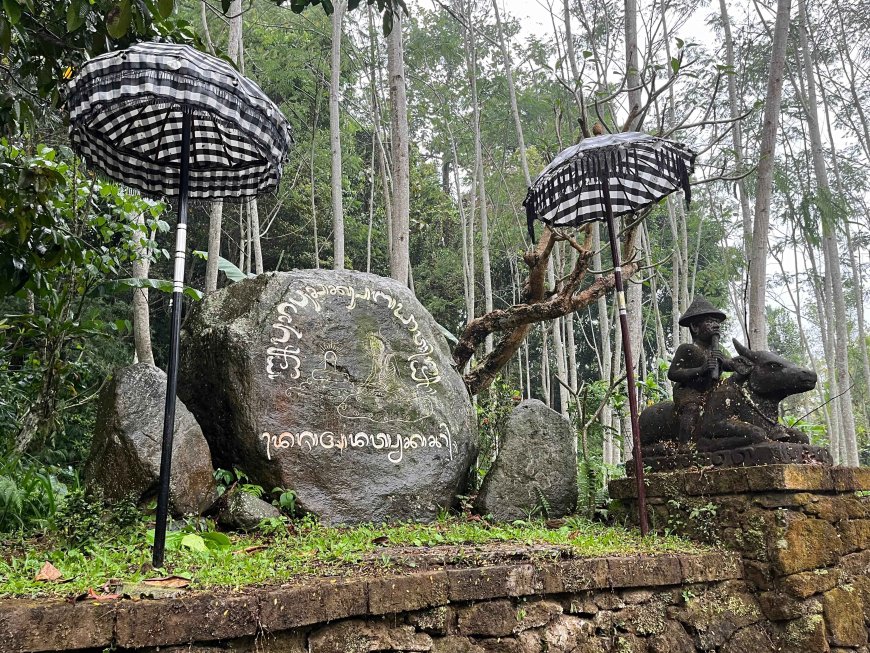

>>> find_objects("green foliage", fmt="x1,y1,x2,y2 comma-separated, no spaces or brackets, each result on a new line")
146,523,232,557
52,486,140,548
0,456,69,533
0,141,168,455
214,468,265,499
0,0,198,136
474,377,519,488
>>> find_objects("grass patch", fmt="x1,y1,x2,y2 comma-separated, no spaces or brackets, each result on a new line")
0,515,704,598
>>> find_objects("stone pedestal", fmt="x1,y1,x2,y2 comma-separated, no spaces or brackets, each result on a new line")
610,465,870,652
633,441,833,473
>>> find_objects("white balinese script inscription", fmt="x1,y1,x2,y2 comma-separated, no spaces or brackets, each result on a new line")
260,423,454,465
265,283,441,390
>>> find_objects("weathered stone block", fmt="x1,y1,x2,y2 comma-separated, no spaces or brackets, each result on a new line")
831,467,870,492
457,599,516,637
615,602,667,636
608,556,682,588
368,570,449,615
408,606,455,635
259,578,368,631
679,552,742,583
447,564,538,601
647,620,695,653
478,637,523,653
773,517,843,575
308,620,432,652
513,600,563,632
840,549,870,579
721,624,777,653
780,569,840,599
0,599,115,652
822,587,868,647
559,558,610,592
780,614,828,653
671,583,762,650
758,590,806,620
840,519,870,553
115,593,259,648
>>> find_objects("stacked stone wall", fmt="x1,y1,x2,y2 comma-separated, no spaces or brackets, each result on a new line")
611,465,870,652
2,552,752,652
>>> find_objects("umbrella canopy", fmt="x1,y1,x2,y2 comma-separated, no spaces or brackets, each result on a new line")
523,131,695,239
521,131,697,537
66,41,293,199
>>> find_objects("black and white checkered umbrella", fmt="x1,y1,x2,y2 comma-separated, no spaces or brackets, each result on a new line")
66,41,292,198
521,131,696,538
66,41,293,568
522,131,695,240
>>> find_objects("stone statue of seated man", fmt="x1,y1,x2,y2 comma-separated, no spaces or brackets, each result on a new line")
637,295,832,470
668,297,734,444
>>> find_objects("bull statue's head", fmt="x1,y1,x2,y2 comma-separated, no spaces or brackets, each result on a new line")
731,339,817,400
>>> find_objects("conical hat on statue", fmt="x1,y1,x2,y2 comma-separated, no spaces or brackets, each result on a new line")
678,296,727,327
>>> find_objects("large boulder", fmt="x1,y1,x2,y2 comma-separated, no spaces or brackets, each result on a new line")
475,399,577,521
84,364,217,515
178,269,477,524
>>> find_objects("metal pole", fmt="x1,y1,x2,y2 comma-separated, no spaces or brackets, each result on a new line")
601,175,649,536
153,109,193,568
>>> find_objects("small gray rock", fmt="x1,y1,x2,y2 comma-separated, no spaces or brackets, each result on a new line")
475,399,577,521
84,363,217,515
217,491,280,531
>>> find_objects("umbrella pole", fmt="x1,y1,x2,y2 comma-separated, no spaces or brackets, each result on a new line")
153,110,193,568
601,179,650,537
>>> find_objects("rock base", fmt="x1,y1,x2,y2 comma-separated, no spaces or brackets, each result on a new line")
631,441,833,473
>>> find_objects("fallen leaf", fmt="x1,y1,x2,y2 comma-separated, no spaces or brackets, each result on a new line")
232,545,268,556
87,588,121,601
142,575,190,589
34,562,62,582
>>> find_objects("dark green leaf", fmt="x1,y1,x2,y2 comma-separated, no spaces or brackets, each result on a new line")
320,0,334,14
381,9,392,36
105,1,132,39
347,0,360,9
221,0,231,12
670,57,680,75
66,0,89,32
2,0,21,26
0,17,10,54
191,250,251,282
156,0,173,18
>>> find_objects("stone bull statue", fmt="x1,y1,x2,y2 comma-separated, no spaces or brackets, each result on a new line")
640,339,816,455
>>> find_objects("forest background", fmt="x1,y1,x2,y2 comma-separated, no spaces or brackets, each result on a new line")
1,0,869,531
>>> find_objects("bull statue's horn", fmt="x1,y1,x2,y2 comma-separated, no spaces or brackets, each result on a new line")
733,338,755,360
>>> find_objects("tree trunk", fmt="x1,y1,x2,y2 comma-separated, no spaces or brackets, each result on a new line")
205,201,223,294
624,0,641,129
132,210,154,365
388,10,410,285
493,0,531,186
796,0,858,465
747,0,791,350
463,4,493,351
330,0,346,270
